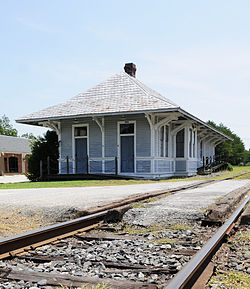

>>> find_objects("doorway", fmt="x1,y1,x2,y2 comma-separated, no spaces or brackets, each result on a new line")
73,125,88,174
119,123,135,173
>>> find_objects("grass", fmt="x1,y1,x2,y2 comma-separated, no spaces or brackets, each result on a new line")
208,270,250,289
0,166,249,190
0,206,46,238
117,222,191,236
168,223,191,230
228,231,250,251
0,177,192,190
118,223,169,235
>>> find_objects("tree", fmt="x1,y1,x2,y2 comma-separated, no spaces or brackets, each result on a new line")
207,121,246,165
246,149,250,165
28,130,59,181
0,115,18,136
21,132,37,142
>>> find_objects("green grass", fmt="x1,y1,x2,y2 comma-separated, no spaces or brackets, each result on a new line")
208,270,250,289
0,166,249,190
168,223,191,230
0,178,191,190
117,223,169,235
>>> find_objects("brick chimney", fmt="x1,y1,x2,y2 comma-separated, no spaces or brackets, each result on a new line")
124,63,136,77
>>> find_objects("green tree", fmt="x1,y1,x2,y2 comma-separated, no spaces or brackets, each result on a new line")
246,149,250,165
21,132,37,142
0,115,18,136
207,121,246,165
28,130,59,181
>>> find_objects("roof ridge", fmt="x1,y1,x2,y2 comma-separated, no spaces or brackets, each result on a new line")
74,71,124,99
122,71,149,96
124,71,178,106
0,135,28,140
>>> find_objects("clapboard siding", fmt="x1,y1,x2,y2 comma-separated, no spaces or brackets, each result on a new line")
175,160,186,171
61,120,73,159
156,159,173,173
89,121,102,158
136,160,151,173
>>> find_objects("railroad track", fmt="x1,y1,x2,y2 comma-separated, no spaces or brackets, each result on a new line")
0,173,249,288
164,195,249,289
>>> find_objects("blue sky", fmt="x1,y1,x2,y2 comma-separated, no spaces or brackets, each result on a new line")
1,0,250,149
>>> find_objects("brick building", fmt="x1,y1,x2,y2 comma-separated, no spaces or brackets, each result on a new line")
0,135,31,176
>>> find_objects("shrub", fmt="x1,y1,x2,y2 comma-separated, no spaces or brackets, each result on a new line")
28,130,59,181
226,163,233,171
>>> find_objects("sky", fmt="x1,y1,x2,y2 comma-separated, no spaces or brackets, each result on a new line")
0,0,249,149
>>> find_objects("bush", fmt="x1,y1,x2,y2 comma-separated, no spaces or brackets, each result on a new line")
28,130,59,181
226,163,233,171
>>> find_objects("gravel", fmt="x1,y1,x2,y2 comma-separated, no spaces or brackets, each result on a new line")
206,224,250,288
1,180,249,288
1,223,218,288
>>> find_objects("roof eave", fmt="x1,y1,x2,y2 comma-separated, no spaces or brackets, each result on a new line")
16,107,180,124
177,108,233,141
16,107,232,141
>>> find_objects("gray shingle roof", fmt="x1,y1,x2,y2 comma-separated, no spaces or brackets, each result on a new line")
17,71,179,122
0,135,31,154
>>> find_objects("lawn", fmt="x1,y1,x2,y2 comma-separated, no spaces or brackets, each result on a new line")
0,165,249,190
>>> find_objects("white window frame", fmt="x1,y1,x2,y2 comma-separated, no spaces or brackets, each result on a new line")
117,121,136,174
72,123,89,174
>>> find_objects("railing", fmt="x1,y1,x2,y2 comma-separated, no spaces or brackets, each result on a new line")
40,155,203,178
57,156,118,176
198,155,227,174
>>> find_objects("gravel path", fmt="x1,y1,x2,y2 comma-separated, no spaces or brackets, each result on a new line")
0,180,200,226
123,180,250,226
0,180,199,210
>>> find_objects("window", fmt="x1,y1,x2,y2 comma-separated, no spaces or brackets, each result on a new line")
159,125,169,157
9,157,18,173
176,129,184,158
120,123,134,134
74,126,87,137
189,129,196,158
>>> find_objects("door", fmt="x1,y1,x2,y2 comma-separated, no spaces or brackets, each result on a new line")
121,135,134,173
75,138,87,173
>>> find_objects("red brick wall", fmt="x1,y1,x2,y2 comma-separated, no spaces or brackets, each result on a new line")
4,153,21,174
0,153,31,175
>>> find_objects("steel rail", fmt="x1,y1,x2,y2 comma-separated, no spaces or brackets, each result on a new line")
0,173,248,261
0,180,214,260
164,195,249,289
0,210,108,259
